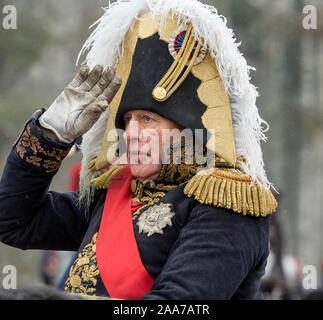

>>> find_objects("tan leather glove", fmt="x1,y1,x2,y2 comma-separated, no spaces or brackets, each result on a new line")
39,64,121,143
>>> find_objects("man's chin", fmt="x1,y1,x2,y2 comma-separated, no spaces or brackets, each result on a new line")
130,163,161,182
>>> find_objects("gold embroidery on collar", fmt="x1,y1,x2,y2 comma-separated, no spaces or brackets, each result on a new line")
157,141,202,184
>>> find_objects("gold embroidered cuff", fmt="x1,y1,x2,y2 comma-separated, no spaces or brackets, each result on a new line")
14,111,73,174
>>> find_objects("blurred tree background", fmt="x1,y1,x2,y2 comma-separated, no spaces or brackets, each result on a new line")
0,0,322,294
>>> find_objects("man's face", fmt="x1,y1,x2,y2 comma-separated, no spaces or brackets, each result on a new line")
123,110,183,182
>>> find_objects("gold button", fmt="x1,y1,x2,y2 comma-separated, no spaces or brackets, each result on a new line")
70,275,82,288
153,87,167,101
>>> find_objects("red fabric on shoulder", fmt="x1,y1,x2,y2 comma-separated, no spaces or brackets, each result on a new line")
96,165,154,299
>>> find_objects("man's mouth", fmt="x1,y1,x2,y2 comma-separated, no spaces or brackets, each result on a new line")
128,151,151,163
129,151,151,156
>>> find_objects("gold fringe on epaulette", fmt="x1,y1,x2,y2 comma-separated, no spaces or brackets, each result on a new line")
184,168,278,217
91,165,125,190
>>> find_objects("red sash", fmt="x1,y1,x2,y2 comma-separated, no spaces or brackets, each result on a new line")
96,165,154,299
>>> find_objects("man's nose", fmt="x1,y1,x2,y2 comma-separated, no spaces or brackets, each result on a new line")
123,120,140,142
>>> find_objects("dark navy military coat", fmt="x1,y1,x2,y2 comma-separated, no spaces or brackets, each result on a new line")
0,110,270,299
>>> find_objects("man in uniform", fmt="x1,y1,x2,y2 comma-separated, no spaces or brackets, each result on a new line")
0,0,277,299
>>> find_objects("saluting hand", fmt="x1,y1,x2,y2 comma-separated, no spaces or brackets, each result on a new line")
39,64,121,143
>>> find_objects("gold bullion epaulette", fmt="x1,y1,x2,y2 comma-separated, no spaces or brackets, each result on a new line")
183,167,278,217
91,165,125,190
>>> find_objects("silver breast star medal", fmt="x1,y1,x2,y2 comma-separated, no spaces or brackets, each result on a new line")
136,203,175,237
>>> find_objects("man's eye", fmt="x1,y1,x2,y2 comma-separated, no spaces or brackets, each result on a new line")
124,117,131,122
144,115,152,122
